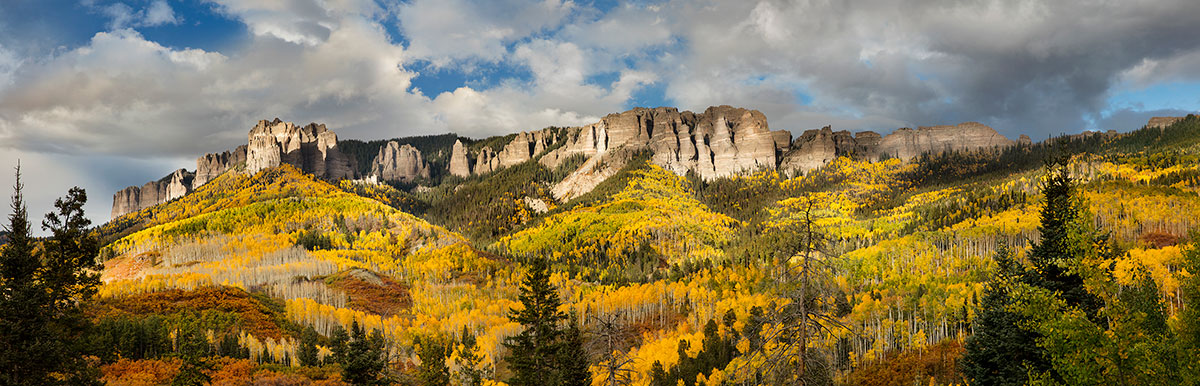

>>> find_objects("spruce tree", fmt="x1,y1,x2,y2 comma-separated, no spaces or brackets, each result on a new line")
0,166,102,385
962,246,1045,386
297,325,321,367
557,314,592,386
1025,167,1101,316
416,335,450,386
341,321,388,385
504,257,568,386
454,326,487,386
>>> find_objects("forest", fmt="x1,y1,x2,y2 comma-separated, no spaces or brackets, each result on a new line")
2,116,1199,385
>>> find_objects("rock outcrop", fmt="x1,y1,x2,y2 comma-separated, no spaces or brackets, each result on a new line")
778,127,882,174
541,106,778,180
194,145,247,187
110,168,194,219
1147,116,1185,129
876,122,1013,161
112,119,357,219
246,119,356,180
448,140,471,177
370,141,430,182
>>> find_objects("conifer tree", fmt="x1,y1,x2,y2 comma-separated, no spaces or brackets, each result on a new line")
341,320,388,385
504,257,593,386
298,325,321,367
328,325,349,366
962,246,1045,386
0,165,102,385
1178,238,1200,381
417,335,450,386
454,326,488,386
1024,167,1101,317
557,314,592,386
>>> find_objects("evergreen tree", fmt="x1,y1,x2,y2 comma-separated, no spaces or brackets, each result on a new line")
341,320,389,385
297,325,321,367
328,325,349,365
962,246,1046,386
454,326,488,386
504,257,567,386
1179,239,1200,381
1025,167,1101,316
0,165,102,385
557,314,592,386
416,335,450,386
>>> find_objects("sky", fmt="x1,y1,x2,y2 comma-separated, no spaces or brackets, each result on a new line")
1,0,1200,229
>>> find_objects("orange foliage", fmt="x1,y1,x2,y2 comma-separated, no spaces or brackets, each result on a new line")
101,358,181,386
90,286,289,339
841,340,965,386
327,270,413,317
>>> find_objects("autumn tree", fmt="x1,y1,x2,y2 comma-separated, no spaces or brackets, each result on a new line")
0,165,102,385
1178,236,1200,381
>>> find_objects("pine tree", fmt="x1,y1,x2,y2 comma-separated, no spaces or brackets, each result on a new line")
557,314,592,386
298,325,321,367
328,325,349,366
341,320,388,385
417,335,450,386
1179,239,1200,381
0,166,102,385
454,326,487,386
962,246,1045,386
1025,167,1101,316
504,257,567,386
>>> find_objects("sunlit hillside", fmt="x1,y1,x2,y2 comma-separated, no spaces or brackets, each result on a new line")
62,116,1200,385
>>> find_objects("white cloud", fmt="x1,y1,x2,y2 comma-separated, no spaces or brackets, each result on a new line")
398,0,574,66
90,0,181,30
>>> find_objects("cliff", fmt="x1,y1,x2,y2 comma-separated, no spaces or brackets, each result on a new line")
370,141,430,182
112,119,356,219
246,119,356,180
110,168,194,219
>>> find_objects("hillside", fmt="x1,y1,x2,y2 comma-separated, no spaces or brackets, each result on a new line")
82,113,1200,384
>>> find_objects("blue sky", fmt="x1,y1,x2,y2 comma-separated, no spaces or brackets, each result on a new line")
1,0,1199,226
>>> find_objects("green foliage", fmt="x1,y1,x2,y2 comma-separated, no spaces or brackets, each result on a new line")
0,169,102,385
296,229,333,251
1178,237,1200,381
298,325,321,366
454,326,488,386
339,320,390,385
505,257,590,386
1024,167,1101,318
652,317,741,386
962,246,1046,386
557,315,592,386
416,335,451,386
422,159,558,242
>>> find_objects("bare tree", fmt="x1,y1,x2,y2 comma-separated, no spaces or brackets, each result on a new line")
737,194,845,386
589,312,636,386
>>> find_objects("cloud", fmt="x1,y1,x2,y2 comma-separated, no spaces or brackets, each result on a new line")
5,0,1200,226
397,0,574,66
90,0,181,30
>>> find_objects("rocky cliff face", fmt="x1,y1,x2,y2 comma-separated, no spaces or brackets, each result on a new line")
111,168,194,219
447,140,472,177
370,141,430,182
876,122,1013,160
112,119,357,219
246,119,356,180
540,106,778,180
1147,116,1185,129
195,145,247,187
